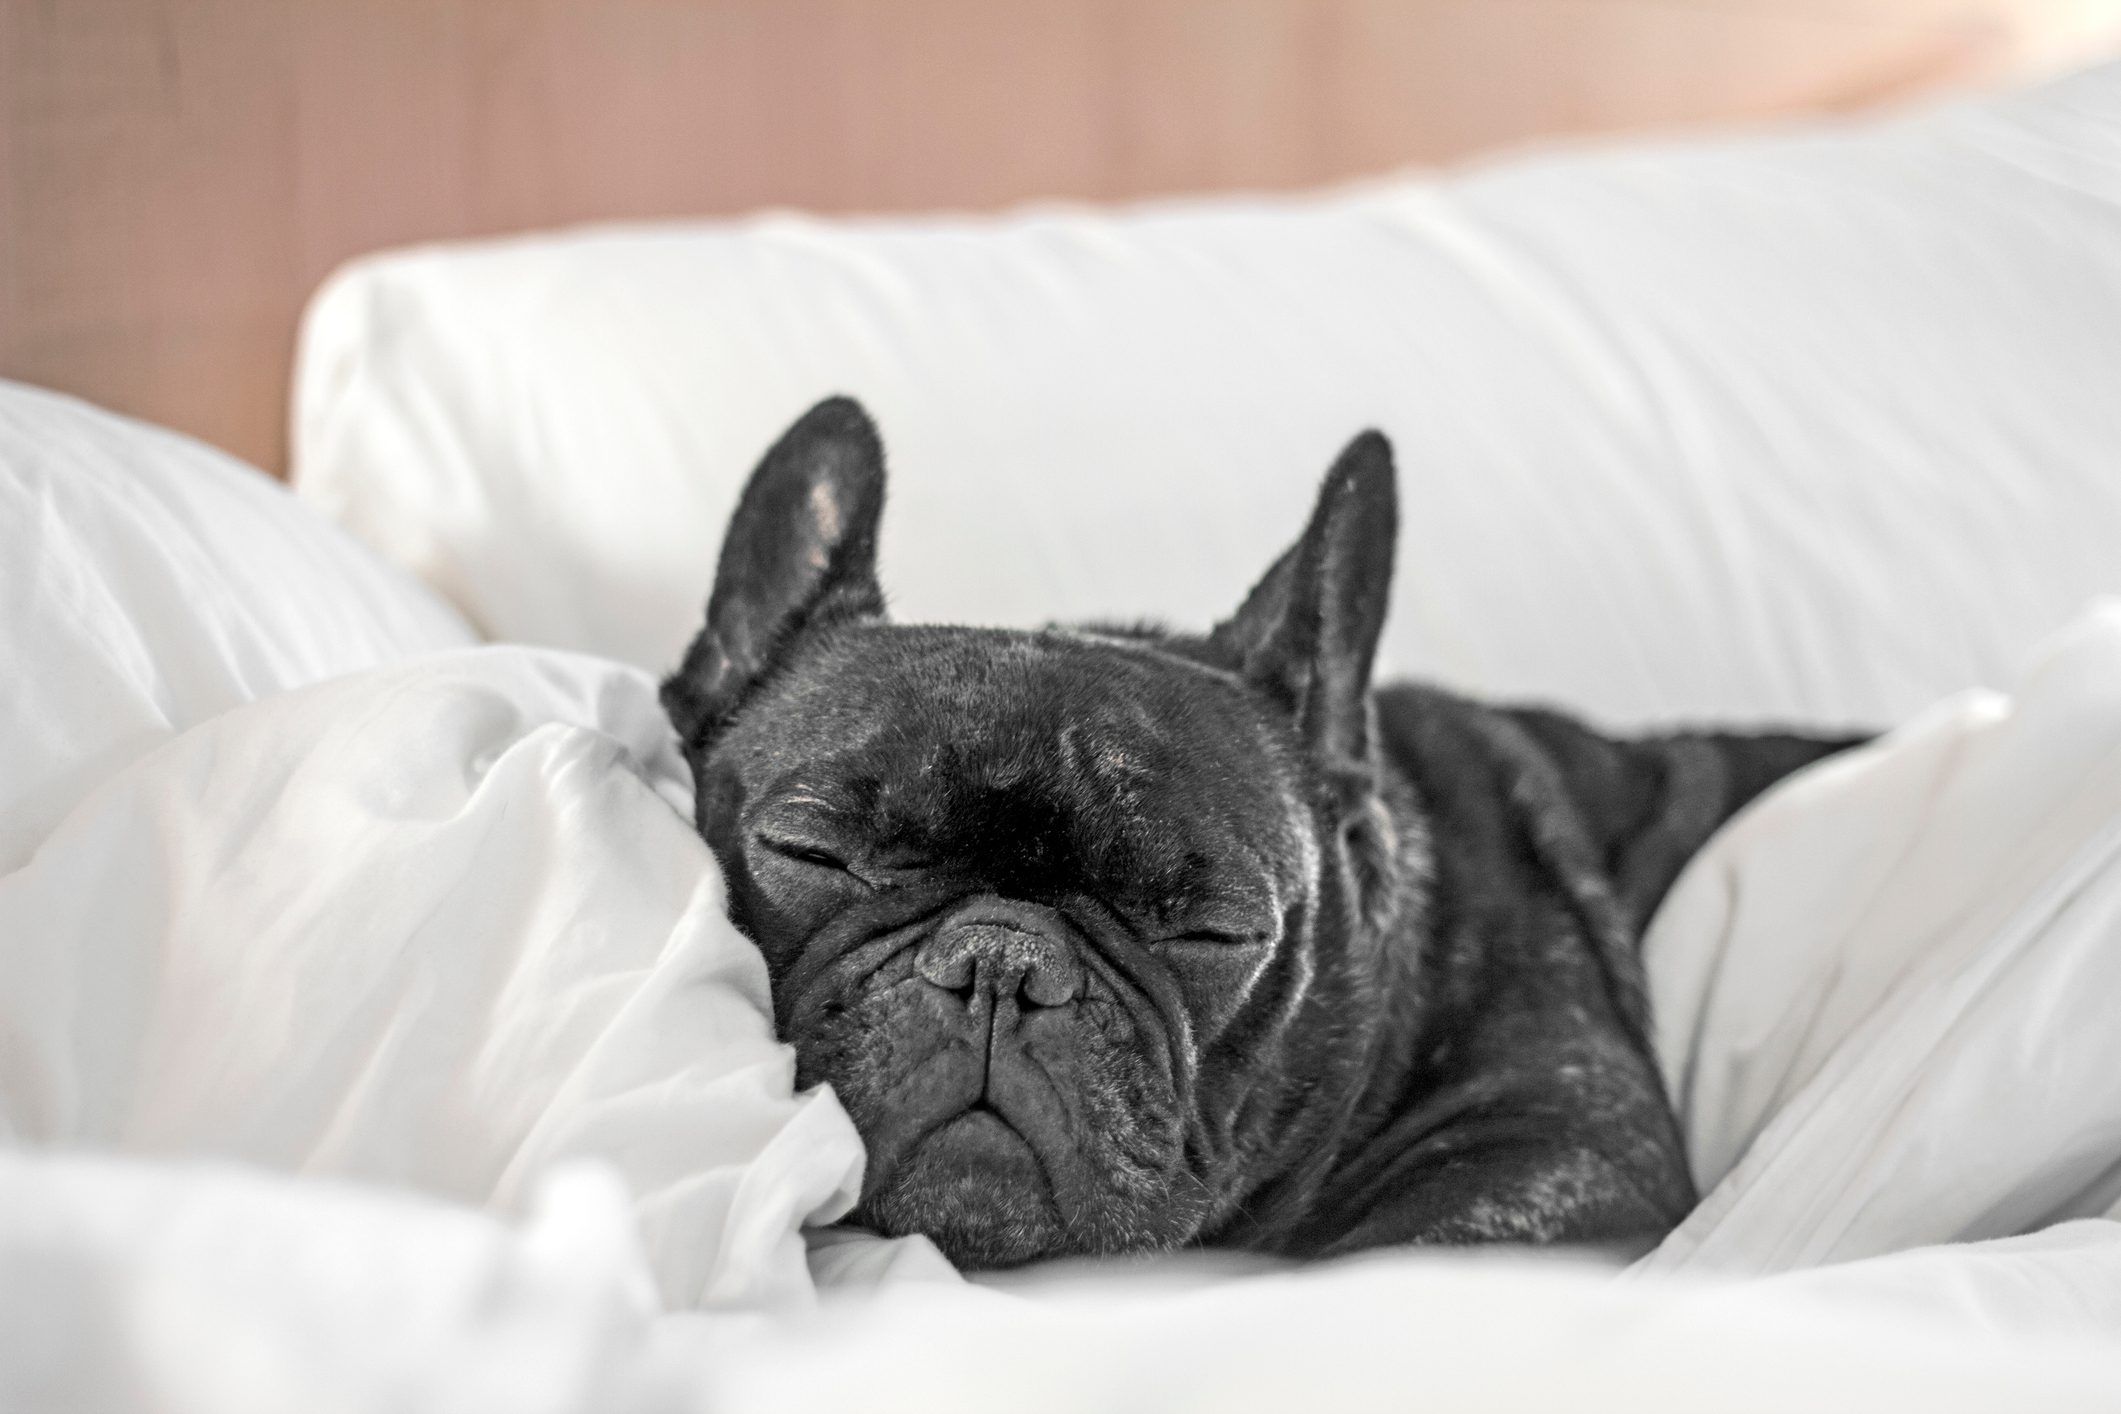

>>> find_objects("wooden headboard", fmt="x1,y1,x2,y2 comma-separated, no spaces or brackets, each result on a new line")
4,0,2114,477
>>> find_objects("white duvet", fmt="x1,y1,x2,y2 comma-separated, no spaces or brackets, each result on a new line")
9,381,2121,1408
0,647,872,1313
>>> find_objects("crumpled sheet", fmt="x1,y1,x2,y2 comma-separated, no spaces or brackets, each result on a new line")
0,647,881,1313
1640,601,2121,1305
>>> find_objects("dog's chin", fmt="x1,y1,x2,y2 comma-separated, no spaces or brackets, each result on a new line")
861,1110,1068,1269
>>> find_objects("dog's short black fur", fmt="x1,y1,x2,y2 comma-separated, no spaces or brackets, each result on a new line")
663,398,1860,1269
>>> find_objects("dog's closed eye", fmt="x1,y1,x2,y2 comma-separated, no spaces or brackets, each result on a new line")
1156,929,1266,949
758,836,854,873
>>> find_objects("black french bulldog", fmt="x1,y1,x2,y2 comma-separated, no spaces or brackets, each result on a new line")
663,397,1858,1270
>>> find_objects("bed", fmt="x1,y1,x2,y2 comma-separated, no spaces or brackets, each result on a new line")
8,10,2121,1411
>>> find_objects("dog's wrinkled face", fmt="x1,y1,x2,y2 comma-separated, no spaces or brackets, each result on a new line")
705,628,1315,1264
664,399,1402,1268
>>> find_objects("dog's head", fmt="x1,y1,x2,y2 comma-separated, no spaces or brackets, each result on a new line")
663,398,1413,1268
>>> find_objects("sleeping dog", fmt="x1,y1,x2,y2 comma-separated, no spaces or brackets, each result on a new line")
662,398,1857,1269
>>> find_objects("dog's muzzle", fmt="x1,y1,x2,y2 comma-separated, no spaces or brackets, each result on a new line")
911,897,1086,1013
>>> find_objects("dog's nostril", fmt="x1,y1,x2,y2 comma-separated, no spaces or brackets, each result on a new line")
915,949,976,995
1018,961,1080,1009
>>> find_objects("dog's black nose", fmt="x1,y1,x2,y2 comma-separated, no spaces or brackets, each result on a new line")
914,902,1084,1010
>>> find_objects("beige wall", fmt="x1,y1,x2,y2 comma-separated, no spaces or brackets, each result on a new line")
3,0,2116,476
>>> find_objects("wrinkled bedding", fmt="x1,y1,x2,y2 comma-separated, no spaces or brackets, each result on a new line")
0,647,875,1312
9,613,2121,1406
13,378,2121,1404
1647,606,2121,1284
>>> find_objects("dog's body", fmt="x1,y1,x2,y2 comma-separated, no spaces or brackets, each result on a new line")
663,398,1858,1269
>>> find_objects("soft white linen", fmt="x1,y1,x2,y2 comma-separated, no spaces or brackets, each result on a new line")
0,379,477,871
13,367,2121,1396
0,1152,663,1414
12,1146,2121,1414
8,590,2121,1405
294,61,2121,729
1641,601,2121,1280
0,646,870,1312
692,1250,2121,1413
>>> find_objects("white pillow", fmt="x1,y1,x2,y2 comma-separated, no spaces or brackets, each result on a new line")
0,380,476,868
292,62,2121,730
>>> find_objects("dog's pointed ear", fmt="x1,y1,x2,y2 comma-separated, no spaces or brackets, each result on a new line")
661,396,886,750
1210,431,1397,765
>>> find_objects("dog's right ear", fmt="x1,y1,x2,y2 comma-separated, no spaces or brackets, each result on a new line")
661,396,886,751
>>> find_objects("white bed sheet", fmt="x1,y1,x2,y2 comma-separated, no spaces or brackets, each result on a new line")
8,1151,2121,1414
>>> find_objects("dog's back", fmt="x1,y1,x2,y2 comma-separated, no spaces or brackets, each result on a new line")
1387,687,1864,936
1250,686,1863,1256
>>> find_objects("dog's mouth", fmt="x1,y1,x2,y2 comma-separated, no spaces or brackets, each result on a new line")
922,1101,1040,1167
901,1092,1055,1196
861,1097,1067,1268
814,932,1199,1268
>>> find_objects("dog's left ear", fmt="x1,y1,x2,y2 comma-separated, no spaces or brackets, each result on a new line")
662,396,886,750
1211,431,1397,767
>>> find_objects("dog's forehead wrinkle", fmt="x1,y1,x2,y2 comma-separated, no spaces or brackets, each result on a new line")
747,640,1314,919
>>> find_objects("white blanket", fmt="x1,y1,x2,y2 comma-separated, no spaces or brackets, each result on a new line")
1646,605,2121,1283
0,647,873,1313
9,614,2121,1407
